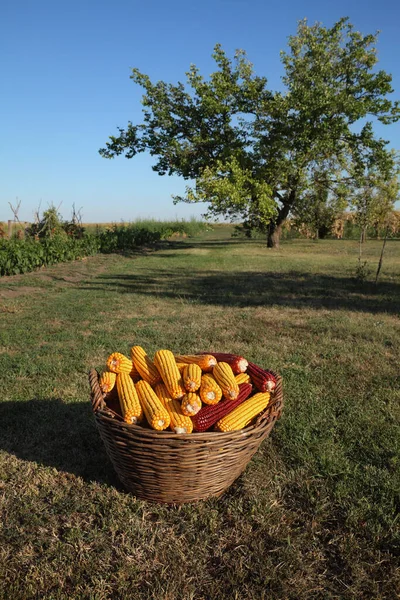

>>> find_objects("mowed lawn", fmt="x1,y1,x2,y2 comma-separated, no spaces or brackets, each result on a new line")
0,227,399,600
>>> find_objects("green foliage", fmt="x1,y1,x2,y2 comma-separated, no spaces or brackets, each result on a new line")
98,224,162,253
355,257,371,282
175,157,276,229
0,235,100,276
100,18,399,247
130,217,209,237
292,170,348,238
98,220,208,253
26,205,64,238
0,219,209,276
350,163,400,240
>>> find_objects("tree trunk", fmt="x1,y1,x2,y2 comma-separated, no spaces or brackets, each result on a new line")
375,226,389,284
267,222,283,248
267,191,295,248
361,226,367,243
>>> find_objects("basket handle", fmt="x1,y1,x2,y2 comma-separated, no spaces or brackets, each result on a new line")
88,368,106,414
88,368,126,421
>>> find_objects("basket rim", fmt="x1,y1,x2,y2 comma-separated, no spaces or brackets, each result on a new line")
89,363,283,442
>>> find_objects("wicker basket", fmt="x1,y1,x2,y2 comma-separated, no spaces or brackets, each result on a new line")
88,366,283,504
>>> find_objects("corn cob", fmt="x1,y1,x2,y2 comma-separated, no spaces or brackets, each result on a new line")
135,380,170,431
107,352,133,374
212,362,240,400
182,363,202,392
153,350,185,400
235,372,251,385
192,383,253,432
216,391,271,432
205,352,248,374
155,383,193,434
174,354,217,373
129,361,141,383
131,346,161,386
99,371,117,394
116,372,143,424
175,362,187,373
181,393,202,416
199,374,223,405
247,362,277,392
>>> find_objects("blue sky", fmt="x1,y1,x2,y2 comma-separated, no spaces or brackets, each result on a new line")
1,0,400,223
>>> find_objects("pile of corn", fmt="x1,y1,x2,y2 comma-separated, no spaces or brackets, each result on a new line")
99,348,277,434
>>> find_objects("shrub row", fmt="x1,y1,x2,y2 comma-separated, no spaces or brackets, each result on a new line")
0,220,209,277
0,235,101,276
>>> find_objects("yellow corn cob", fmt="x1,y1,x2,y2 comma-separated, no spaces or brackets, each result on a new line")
130,361,141,383
181,393,202,416
235,373,251,385
153,349,185,400
130,346,161,386
155,383,193,434
213,362,240,400
116,373,143,424
135,380,170,431
174,354,217,373
107,352,133,374
215,392,271,432
183,363,202,392
175,362,187,373
99,371,117,394
199,374,223,405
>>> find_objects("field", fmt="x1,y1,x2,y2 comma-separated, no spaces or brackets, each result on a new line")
0,226,399,599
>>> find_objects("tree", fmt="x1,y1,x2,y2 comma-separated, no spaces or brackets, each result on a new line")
350,164,400,241
291,169,348,239
100,17,399,248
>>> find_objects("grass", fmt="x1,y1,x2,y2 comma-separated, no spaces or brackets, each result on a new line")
0,228,399,599
83,217,210,237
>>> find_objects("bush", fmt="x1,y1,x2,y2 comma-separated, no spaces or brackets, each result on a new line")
0,234,100,276
0,219,209,277
98,224,162,253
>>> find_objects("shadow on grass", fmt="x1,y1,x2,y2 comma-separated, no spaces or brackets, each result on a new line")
77,269,400,314
0,398,121,488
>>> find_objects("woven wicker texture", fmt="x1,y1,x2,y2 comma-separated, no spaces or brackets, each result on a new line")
89,365,283,504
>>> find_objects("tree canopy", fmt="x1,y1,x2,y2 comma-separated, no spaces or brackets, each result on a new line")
100,17,400,247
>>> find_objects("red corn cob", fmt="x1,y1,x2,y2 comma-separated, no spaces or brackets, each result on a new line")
247,362,277,392
192,383,253,432
199,352,248,374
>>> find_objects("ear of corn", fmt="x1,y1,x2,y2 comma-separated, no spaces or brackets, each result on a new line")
155,383,193,434
116,373,143,424
247,362,277,392
175,362,187,373
181,393,202,416
183,363,202,392
174,354,217,373
212,362,240,400
215,391,271,432
235,373,251,385
99,371,117,394
192,383,253,432
129,361,141,383
206,352,248,374
135,380,170,431
107,352,133,374
154,349,185,400
131,346,161,386
199,374,223,405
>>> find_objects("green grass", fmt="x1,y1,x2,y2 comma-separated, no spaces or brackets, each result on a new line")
83,216,210,237
0,230,399,599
